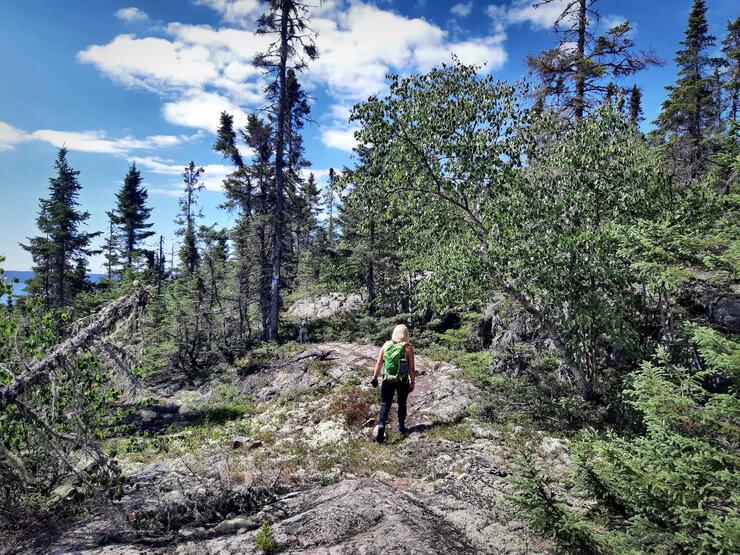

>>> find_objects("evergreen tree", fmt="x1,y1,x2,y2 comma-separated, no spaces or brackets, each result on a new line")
214,111,253,339
102,212,120,280
244,114,275,339
325,168,337,245
527,0,659,119
629,84,644,126
176,162,205,273
21,148,100,308
254,0,318,341
722,17,740,123
301,172,322,247
655,0,720,179
109,163,155,272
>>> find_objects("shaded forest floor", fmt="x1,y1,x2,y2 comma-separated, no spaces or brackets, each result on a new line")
5,342,570,554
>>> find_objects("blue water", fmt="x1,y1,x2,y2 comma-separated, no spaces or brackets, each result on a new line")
1,270,105,299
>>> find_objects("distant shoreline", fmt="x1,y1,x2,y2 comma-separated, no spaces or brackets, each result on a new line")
2,271,105,298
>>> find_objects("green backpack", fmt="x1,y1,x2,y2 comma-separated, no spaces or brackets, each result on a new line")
383,341,408,382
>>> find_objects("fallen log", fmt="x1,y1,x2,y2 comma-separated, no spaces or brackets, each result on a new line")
0,284,150,412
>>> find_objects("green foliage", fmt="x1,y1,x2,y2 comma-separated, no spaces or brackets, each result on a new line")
108,162,155,274
255,522,277,553
20,148,101,308
0,293,121,525
513,326,740,554
352,62,672,396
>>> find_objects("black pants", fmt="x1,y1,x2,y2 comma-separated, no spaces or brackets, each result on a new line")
378,378,409,430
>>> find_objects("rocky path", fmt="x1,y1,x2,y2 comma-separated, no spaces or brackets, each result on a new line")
15,342,555,555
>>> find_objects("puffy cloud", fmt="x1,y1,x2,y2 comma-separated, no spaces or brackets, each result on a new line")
308,2,506,101
0,121,31,151
320,126,358,152
487,0,571,31
162,90,250,133
451,2,473,18
78,34,218,91
193,0,262,26
115,7,149,23
78,0,511,144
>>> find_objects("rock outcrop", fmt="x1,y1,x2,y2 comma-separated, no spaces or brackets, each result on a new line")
18,342,553,555
286,292,364,320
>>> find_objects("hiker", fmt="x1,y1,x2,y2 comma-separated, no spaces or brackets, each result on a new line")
370,324,416,443
298,319,308,343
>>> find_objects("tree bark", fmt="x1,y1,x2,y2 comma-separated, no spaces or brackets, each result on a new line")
0,284,150,411
575,0,587,119
268,1,290,342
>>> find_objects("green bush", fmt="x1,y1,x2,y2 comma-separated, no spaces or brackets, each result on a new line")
255,522,277,553
512,325,740,554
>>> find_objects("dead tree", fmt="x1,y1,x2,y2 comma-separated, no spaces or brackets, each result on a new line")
0,284,150,411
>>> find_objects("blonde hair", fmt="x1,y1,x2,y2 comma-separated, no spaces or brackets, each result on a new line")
391,324,410,343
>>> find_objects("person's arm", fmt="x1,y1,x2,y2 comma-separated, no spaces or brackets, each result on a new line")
406,344,416,391
373,345,385,383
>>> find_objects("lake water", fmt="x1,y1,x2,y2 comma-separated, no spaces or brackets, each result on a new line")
1,270,105,299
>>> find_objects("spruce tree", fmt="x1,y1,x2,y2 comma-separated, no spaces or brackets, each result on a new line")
21,148,100,308
655,0,719,178
243,114,275,339
102,213,120,279
326,168,337,245
527,0,659,119
110,163,155,272
254,0,318,341
176,162,205,273
722,17,740,123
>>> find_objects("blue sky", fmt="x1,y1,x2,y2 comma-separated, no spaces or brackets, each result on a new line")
0,0,737,271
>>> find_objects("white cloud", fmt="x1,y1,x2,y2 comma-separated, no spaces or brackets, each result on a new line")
0,120,198,158
115,7,149,23
487,0,570,31
193,0,262,27
78,34,219,91
451,2,473,18
320,126,358,152
78,0,510,139
162,90,251,133
308,2,506,101
134,156,234,192
0,121,31,151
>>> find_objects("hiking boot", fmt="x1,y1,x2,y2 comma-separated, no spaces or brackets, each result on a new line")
398,425,408,436
373,425,385,444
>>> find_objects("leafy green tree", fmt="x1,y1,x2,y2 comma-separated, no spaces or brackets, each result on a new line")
109,163,155,272
352,62,669,398
655,0,721,180
21,148,100,308
176,162,205,274
527,0,659,119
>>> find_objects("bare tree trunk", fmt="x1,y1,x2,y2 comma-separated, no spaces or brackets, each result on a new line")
0,284,150,411
268,1,290,342
575,0,587,119
367,218,376,315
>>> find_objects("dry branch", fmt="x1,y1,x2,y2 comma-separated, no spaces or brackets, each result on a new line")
274,348,334,369
0,285,150,411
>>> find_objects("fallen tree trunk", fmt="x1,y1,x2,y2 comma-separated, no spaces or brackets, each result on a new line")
0,285,150,412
